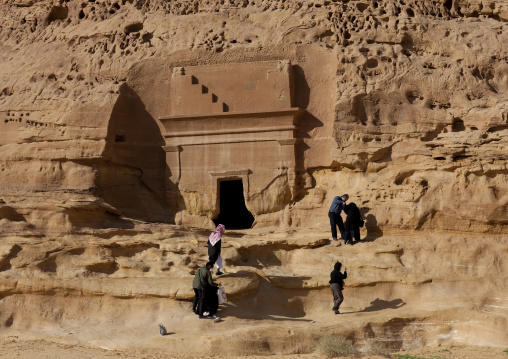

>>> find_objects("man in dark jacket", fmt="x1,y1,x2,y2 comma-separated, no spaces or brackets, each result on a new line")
329,261,347,314
343,202,363,245
328,194,349,241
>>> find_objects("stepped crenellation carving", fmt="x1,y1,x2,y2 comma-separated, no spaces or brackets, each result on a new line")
170,67,228,117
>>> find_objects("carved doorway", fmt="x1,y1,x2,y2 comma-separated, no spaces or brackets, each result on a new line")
213,179,254,229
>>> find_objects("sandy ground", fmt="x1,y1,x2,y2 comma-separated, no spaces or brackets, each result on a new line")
0,336,507,359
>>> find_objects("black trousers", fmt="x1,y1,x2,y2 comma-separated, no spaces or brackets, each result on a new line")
204,285,219,316
197,288,206,316
328,211,345,239
192,288,199,312
330,283,344,311
209,252,219,267
208,246,220,267
344,226,360,243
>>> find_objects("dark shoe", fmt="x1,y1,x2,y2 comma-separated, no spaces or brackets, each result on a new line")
199,315,206,319
332,237,338,241
333,309,340,314
216,270,223,275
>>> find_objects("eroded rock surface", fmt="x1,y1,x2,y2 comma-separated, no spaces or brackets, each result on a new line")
0,227,507,354
0,0,506,232
0,0,507,356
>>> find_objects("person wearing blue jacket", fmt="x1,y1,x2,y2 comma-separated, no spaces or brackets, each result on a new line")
328,194,349,241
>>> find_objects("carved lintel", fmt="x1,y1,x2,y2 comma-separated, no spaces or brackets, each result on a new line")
210,170,251,201
163,145,181,152
278,139,297,146
209,169,251,177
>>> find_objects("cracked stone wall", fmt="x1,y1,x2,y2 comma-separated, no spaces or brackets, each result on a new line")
0,0,506,233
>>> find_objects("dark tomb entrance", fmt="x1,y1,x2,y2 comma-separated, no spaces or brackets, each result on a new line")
213,179,254,229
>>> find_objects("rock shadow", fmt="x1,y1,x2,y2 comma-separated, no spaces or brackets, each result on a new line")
361,298,405,312
236,247,282,268
36,256,58,273
0,206,26,222
219,274,312,322
362,210,383,242
64,206,135,230
347,298,405,314
86,262,120,275
292,65,324,201
0,244,22,272
160,332,175,336
224,231,246,239
99,83,182,223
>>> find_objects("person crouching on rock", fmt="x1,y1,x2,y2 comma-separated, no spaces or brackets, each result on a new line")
192,261,221,320
343,202,364,245
207,224,225,275
329,261,347,314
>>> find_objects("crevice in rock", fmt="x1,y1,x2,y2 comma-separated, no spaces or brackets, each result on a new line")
46,6,69,24
86,262,119,275
0,245,22,272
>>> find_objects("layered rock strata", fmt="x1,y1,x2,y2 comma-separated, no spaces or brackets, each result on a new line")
0,1,508,355
0,0,506,232
0,228,507,353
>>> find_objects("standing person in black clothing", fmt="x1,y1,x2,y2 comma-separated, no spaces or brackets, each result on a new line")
328,194,349,241
343,202,364,245
207,224,225,275
329,261,347,314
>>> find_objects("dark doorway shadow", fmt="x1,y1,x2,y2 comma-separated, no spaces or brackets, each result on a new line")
98,83,180,223
213,180,254,229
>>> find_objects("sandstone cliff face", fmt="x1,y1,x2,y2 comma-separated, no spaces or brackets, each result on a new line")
0,1,507,231
0,1,508,355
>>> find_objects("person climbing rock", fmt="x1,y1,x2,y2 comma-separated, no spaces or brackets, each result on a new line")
207,224,225,275
328,194,349,241
343,202,364,245
329,261,347,314
192,262,221,318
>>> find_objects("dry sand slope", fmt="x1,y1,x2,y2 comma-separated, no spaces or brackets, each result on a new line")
0,226,507,357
